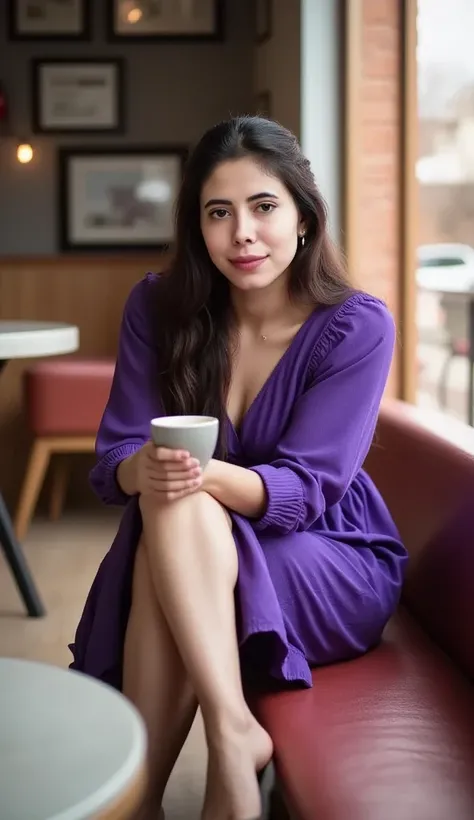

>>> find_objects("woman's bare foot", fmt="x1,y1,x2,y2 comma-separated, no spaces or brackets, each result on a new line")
201,713,273,820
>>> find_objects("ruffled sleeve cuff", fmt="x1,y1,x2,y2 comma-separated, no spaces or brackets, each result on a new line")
89,441,143,506
249,464,304,534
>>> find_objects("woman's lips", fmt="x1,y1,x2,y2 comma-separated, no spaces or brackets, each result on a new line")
229,255,268,271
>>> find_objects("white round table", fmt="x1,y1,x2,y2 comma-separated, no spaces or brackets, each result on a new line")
0,658,147,820
0,321,79,360
0,321,80,617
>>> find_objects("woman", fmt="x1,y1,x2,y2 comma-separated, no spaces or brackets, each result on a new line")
70,116,408,820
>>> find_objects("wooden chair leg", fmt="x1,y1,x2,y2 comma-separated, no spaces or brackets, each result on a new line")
14,439,52,542
49,456,70,522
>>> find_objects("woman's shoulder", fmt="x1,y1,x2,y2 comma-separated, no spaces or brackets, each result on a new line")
127,270,162,299
329,289,394,330
118,272,166,348
308,290,395,370
123,271,164,316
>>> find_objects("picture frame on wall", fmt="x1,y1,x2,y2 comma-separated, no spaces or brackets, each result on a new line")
255,0,272,43
58,146,187,252
107,0,224,42
8,0,91,40
32,59,124,133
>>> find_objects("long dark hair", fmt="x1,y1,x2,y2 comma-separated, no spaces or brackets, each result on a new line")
154,116,352,456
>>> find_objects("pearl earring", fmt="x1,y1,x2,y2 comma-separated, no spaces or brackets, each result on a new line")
300,234,306,247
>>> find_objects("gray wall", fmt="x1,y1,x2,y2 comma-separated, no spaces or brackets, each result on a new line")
254,0,301,139
0,0,254,256
300,0,342,240
254,0,342,240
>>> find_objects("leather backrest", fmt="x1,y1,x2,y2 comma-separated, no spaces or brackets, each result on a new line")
364,400,474,680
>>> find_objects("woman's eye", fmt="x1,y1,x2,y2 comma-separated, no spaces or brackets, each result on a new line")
210,208,229,219
257,203,276,213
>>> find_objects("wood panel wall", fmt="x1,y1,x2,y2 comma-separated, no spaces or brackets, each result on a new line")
0,254,169,509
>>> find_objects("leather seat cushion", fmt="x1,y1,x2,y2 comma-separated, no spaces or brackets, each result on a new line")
24,357,115,436
365,401,474,679
253,608,474,820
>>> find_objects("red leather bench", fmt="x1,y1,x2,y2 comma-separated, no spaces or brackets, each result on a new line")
253,400,474,820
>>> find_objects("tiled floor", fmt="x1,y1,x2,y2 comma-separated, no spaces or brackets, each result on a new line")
0,510,206,819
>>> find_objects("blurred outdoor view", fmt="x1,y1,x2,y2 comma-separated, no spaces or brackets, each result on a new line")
416,0,474,425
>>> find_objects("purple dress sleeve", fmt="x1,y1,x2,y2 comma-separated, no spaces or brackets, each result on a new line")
89,276,160,506
250,295,395,535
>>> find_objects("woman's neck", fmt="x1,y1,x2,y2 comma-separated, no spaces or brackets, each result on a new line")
230,275,310,336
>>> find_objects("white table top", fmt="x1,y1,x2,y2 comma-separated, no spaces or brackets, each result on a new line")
418,279,474,297
0,657,147,820
0,321,79,360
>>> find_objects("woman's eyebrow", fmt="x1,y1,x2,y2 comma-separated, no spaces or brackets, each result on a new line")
203,192,279,208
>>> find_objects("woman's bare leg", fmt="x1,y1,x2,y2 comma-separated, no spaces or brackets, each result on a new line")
123,541,198,819
139,491,273,820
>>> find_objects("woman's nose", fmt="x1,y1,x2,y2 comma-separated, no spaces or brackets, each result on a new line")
232,213,256,244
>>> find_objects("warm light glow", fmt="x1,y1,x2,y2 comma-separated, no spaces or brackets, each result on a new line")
127,8,143,23
17,143,33,163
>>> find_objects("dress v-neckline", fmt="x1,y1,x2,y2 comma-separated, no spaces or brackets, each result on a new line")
227,307,318,439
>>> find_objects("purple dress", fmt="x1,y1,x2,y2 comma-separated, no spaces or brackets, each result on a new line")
69,274,408,691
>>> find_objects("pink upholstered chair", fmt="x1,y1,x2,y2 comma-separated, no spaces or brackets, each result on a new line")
14,358,115,540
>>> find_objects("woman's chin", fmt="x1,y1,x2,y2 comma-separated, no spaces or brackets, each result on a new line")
226,268,284,291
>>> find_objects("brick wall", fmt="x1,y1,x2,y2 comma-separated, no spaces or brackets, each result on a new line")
354,0,403,396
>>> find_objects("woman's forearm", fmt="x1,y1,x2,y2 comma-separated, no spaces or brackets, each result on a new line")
116,452,139,496
117,452,268,514
202,459,267,518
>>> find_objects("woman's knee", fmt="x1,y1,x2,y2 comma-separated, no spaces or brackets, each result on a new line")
139,490,232,528
139,491,236,578
194,490,233,528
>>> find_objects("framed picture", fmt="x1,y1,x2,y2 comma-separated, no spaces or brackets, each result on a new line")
8,0,91,40
32,59,124,133
107,0,224,42
254,91,272,119
58,146,187,252
255,0,272,43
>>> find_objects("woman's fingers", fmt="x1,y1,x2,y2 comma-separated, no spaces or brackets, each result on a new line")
140,445,202,500
147,467,201,483
147,475,202,492
153,447,191,463
147,452,200,472
145,474,203,501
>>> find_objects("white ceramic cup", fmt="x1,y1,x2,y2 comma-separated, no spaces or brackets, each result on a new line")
150,415,219,468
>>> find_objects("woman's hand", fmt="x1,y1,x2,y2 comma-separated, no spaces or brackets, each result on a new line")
132,441,202,501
